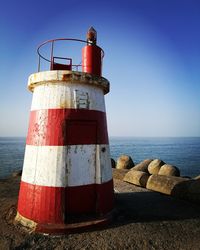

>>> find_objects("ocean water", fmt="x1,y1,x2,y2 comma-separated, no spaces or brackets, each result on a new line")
0,137,25,179
0,137,200,179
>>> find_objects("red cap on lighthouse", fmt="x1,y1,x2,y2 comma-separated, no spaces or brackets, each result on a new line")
82,27,103,76
86,26,97,45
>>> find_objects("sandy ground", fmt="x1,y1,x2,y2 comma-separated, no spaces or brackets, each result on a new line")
1,169,200,250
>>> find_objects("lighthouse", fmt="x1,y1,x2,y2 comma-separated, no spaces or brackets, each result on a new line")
16,27,114,233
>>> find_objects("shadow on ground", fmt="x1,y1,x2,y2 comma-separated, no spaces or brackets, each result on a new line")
112,190,200,226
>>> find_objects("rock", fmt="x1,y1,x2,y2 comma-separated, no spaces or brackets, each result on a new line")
131,159,153,173
12,170,22,177
111,158,116,168
124,170,150,188
146,174,189,195
194,175,200,180
148,159,165,175
116,155,134,170
158,164,180,177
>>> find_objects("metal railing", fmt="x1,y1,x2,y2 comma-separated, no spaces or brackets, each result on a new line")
37,38,104,72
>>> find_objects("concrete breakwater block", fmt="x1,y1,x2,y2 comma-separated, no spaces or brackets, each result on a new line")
112,169,129,180
148,159,165,175
170,179,200,204
158,164,180,177
146,174,189,195
181,180,200,203
131,159,153,173
123,170,150,188
116,155,135,170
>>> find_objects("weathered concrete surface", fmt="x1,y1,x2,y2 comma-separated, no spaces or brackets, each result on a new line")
1,171,200,249
131,159,153,173
146,174,189,195
112,168,129,180
116,155,135,170
158,164,180,177
123,170,150,188
187,180,200,203
173,179,200,204
28,71,110,94
148,159,165,175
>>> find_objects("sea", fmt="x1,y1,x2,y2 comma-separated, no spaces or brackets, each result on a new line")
0,137,200,179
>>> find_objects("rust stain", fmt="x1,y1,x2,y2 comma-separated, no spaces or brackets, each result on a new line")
62,74,71,82
84,75,91,81
59,100,70,109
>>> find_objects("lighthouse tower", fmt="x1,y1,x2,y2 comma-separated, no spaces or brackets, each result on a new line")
16,28,114,233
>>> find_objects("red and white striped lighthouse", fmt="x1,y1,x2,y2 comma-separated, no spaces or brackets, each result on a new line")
16,28,114,233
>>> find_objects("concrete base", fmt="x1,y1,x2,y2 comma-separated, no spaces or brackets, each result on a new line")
15,211,114,234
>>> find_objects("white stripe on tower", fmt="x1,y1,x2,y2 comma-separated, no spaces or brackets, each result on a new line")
22,144,112,187
31,83,106,112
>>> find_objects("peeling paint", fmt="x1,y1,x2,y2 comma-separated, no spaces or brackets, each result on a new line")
28,71,110,94
15,212,37,230
62,73,72,82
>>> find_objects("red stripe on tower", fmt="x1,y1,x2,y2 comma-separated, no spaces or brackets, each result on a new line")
26,109,109,146
18,180,113,224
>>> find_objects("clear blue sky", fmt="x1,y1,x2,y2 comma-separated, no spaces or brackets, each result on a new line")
0,0,200,137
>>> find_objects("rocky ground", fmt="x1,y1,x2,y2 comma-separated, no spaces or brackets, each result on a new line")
1,169,200,250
